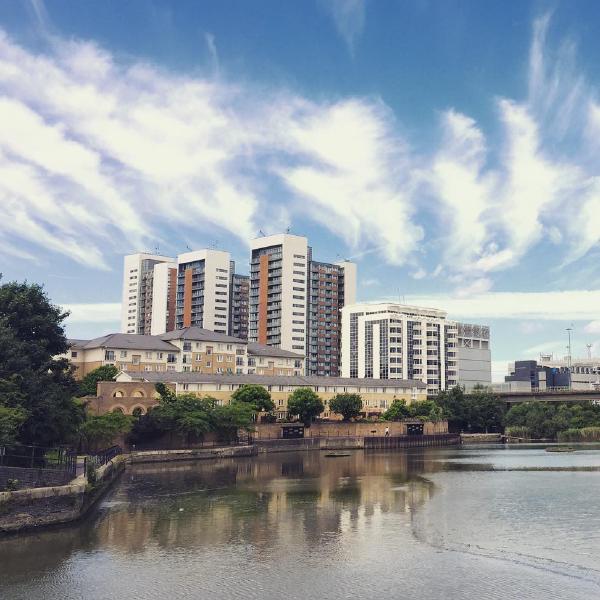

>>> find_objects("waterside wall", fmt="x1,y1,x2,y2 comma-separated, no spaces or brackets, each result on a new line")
0,455,126,535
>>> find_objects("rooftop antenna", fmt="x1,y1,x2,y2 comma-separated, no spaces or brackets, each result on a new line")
285,226,291,234
566,324,573,371
587,343,593,360
210,239,218,249
185,244,191,251
259,229,265,237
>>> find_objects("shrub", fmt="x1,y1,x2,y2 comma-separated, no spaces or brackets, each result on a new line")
86,462,98,484
5,478,19,491
558,427,600,442
505,426,530,438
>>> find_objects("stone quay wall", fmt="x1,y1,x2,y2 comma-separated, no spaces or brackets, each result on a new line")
0,455,126,535
253,420,448,440
0,466,73,491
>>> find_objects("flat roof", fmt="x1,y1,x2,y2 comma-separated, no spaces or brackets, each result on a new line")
119,371,426,388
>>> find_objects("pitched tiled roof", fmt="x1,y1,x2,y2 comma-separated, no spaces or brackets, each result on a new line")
76,333,179,352
159,327,246,344
246,343,304,359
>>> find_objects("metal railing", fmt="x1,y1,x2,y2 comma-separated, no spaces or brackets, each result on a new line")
85,445,122,471
0,444,76,472
0,444,78,488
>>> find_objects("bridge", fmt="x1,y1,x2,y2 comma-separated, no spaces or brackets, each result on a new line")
498,389,600,404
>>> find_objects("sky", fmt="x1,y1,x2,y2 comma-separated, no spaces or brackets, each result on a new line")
2,1,600,381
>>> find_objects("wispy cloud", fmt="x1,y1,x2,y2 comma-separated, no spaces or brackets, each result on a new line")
396,289,600,321
2,12,600,283
320,0,366,54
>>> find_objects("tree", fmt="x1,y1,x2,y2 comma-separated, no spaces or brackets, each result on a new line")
329,393,362,421
287,388,324,426
0,279,84,446
408,399,444,422
78,365,119,397
231,384,275,412
382,399,411,421
79,411,133,452
153,394,215,442
436,385,505,432
0,405,27,446
212,401,255,442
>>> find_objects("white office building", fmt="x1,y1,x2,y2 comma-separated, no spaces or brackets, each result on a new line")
341,303,491,395
457,322,492,391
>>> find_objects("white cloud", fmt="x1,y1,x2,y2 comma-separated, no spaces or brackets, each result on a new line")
2,12,600,280
397,289,600,321
491,360,511,383
280,99,423,264
584,320,600,334
0,30,423,270
522,339,566,356
321,0,366,53
62,302,121,323
453,277,492,298
410,268,427,280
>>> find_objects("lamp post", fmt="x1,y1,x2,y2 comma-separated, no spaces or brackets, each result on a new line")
566,326,573,389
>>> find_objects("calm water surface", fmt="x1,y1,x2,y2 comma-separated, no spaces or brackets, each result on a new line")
1,445,600,599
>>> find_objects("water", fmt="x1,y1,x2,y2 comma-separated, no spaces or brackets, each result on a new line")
1,445,600,599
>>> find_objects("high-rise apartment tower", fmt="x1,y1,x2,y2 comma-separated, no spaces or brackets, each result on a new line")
121,253,177,335
175,249,232,334
249,233,356,374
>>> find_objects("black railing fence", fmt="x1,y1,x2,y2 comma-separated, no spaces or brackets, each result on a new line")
0,444,78,488
85,445,122,471
0,444,77,473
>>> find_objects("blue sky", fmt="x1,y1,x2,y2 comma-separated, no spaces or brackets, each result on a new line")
2,1,600,380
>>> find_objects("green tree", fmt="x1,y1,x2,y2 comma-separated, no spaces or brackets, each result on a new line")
287,387,324,426
408,399,444,422
329,393,363,421
231,384,275,412
79,411,133,452
436,385,505,432
0,279,84,446
78,365,119,397
212,401,255,442
382,399,411,421
0,405,27,446
153,394,215,442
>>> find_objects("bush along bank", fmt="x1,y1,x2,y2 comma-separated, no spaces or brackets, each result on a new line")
505,401,600,441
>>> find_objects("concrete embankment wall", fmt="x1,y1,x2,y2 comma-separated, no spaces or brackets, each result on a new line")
0,455,126,535
461,433,503,444
253,420,448,440
129,445,256,464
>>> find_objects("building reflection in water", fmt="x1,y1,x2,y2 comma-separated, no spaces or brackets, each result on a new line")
0,449,442,573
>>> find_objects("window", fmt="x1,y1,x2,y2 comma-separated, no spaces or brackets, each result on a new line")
105,350,115,361
217,355,224,362
120,350,127,358
145,352,152,359
71,351,78,358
